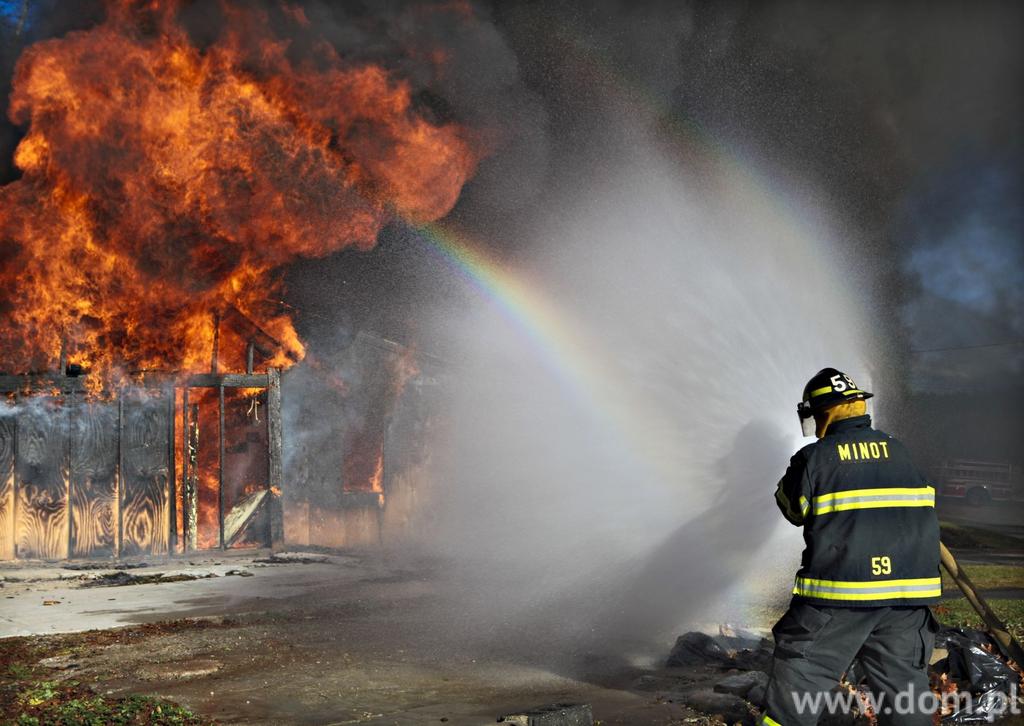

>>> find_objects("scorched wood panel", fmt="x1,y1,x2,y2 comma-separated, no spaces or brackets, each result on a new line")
0,412,14,560
14,400,68,560
69,400,118,558
121,396,170,556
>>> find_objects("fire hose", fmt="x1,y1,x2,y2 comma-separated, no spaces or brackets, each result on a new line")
940,541,1024,667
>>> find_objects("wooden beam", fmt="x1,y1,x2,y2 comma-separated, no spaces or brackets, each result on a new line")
222,306,286,362
0,375,88,393
185,373,269,389
180,388,189,552
266,368,284,547
116,395,124,558
211,310,221,374
185,399,198,552
167,390,177,553
223,489,269,547
218,385,225,550
0,372,269,393
941,542,1024,666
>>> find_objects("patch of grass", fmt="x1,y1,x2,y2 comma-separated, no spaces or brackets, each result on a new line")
18,679,61,706
53,693,204,725
931,598,1024,644
940,521,1024,551
0,619,222,725
942,563,1024,591
3,677,210,725
8,662,33,680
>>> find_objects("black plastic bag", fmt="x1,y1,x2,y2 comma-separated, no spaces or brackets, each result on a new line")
936,628,1017,695
932,627,1020,724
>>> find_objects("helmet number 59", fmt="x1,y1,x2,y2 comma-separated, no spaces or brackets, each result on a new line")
831,373,856,392
871,556,892,576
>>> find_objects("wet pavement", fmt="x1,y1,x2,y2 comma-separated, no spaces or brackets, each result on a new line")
0,552,716,725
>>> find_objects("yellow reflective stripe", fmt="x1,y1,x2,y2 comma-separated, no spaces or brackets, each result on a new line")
793,575,942,601
761,715,783,726
816,500,934,515
810,486,935,516
797,576,940,589
815,486,935,503
808,386,863,399
799,495,809,516
792,587,943,601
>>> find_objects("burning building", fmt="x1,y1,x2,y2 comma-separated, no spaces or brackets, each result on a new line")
0,0,477,561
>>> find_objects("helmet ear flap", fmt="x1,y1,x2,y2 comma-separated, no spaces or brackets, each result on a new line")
797,400,816,437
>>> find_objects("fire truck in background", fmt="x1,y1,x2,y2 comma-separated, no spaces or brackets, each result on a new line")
930,459,1021,506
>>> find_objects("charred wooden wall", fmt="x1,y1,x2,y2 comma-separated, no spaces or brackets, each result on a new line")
0,371,282,562
69,400,118,558
0,393,170,561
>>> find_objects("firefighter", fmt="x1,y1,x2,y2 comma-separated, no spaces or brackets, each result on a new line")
760,368,941,726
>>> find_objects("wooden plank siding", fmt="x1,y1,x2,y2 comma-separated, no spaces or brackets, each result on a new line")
14,398,68,560
120,394,170,557
68,399,119,558
0,411,15,560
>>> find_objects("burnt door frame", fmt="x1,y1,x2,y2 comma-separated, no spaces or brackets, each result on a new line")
176,371,283,554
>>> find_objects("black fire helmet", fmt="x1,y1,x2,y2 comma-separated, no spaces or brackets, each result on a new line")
797,368,873,435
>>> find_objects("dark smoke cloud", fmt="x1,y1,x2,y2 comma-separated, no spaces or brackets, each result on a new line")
6,1,1018,370
479,0,1022,391
898,155,1023,391
466,0,1021,461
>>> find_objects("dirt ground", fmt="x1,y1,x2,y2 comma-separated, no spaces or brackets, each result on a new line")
1,552,732,725
4,547,1023,725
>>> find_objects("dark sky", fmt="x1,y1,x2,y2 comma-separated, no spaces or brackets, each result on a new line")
1,0,1021,407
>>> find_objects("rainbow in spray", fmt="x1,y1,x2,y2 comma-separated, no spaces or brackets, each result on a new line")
417,221,678,486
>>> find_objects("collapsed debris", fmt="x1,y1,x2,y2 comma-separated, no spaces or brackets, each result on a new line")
666,628,773,672
497,703,593,726
81,571,216,587
714,670,769,702
252,552,330,565
661,628,773,724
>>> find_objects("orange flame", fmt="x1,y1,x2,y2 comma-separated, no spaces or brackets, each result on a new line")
369,450,385,507
0,0,478,386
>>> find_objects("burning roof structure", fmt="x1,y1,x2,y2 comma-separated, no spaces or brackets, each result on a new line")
0,0,476,561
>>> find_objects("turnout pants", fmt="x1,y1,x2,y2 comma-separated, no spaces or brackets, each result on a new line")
760,600,939,726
